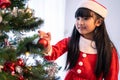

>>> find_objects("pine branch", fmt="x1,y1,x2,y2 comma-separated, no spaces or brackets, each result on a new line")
0,32,8,42
9,0,29,9
0,72,16,80
16,35,42,55
0,7,43,32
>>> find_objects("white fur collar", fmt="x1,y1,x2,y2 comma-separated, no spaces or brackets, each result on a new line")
79,36,97,54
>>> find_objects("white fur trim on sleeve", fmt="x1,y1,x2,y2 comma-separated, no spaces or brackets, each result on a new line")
44,46,52,56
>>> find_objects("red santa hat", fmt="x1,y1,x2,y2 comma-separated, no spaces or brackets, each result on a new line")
79,0,107,18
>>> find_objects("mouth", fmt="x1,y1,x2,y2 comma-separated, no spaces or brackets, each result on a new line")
78,26,86,30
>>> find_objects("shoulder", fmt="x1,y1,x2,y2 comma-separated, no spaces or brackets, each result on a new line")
54,37,70,46
58,37,70,43
109,42,117,52
110,44,119,59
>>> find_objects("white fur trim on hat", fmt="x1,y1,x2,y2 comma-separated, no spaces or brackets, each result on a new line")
79,0,107,18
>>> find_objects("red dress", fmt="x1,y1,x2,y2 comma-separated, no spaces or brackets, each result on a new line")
45,37,119,80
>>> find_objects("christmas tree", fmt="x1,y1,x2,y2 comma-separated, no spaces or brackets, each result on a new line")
0,0,60,80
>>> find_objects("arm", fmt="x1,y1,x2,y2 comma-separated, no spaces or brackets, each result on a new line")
38,30,69,60
44,38,69,61
105,48,119,80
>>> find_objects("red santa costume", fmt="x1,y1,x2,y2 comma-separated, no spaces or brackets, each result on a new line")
44,0,119,80
44,36,119,80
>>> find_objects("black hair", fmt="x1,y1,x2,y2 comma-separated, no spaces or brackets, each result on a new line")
65,8,114,77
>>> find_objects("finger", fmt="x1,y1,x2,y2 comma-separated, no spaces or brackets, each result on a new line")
47,32,51,40
38,30,42,37
38,30,46,38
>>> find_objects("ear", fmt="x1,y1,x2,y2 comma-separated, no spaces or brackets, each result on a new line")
95,18,103,27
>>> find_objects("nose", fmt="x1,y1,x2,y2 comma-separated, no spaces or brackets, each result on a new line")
77,18,84,25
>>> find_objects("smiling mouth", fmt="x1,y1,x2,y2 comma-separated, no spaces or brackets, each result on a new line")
78,27,86,29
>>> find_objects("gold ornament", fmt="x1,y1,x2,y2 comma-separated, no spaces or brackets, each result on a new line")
25,51,30,56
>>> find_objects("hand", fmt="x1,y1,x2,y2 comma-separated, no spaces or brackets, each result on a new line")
38,30,51,54
38,30,51,41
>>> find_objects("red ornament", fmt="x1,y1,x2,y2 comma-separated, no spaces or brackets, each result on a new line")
16,58,25,67
9,62,15,72
38,38,48,48
2,66,7,72
18,75,24,80
2,61,16,74
0,0,11,9
11,71,15,76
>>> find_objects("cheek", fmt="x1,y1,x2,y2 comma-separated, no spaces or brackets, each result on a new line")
87,25,96,32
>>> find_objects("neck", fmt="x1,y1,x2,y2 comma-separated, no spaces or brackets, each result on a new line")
82,31,94,40
82,34,93,40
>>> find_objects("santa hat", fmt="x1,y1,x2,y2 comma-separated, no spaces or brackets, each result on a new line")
79,0,107,18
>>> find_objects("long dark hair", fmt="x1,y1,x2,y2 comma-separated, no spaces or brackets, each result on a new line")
65,8,113,77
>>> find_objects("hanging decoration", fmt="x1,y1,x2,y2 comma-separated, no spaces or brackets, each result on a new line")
37,38,48,48
0,0,11,9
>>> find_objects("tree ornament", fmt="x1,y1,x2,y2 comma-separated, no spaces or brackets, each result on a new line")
46,63,59,78
25,51,30,56
16,58,25,67
2,65,7,72
37,38,48,48
0,0,11,9
15,66,23,74
18,75,24,80
2,61,16,75
25,6,33,14
11,71,15,76
9,62,15,72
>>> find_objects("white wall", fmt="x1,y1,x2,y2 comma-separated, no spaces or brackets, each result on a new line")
28,0,66,44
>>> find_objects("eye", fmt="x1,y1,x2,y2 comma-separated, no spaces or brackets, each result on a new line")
76,17,80,20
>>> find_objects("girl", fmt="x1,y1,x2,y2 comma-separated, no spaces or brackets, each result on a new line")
38,0,119,80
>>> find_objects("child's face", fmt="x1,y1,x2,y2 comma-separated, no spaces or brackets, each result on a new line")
75,15,100,39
